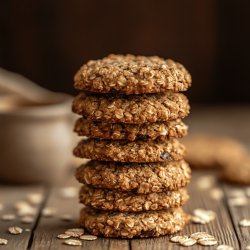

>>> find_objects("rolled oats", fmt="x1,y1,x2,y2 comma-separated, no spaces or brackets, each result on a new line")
2,214,16,221
8,226,23,235
75,160,191,194
63,239,82,246
239,219,250,227
79,207,189,238
65,228,84,237
79,185,189,212
80,235,97,241
57,234,71,239
74,118,188,141
74,54,191,94
72,92,190,124
0,238,8,245
74,138,185,163
217,245,234,250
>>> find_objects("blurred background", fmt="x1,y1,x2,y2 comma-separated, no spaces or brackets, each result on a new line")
0,0,250,104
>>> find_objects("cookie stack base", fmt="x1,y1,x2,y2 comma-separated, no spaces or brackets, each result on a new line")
79,207,190,238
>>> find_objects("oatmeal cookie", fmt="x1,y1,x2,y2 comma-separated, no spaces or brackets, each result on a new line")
223,155,250,185
74,54,191,94
75,160,191,193
72,92,190,124
79,207,190,238
79,185,189,212
182,133,248,168
73,138,186,162
74,118,188,141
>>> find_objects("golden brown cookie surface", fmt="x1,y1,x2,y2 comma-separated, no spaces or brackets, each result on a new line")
73,138,186,163
79,185,189,212
75,160,191,193
74,118,188,141
72,92,190,124
74,54,191,94
79,207,190,238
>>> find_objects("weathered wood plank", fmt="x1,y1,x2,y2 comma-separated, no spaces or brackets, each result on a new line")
224,184,250,250
131,171,239,250
31,177,130,250
0,185,45,250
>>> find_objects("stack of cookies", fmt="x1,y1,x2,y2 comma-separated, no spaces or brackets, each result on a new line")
72,54,192,238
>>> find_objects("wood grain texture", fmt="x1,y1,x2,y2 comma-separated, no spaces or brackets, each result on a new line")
131,171,239,250
0,185,45,250
30,177,130,250
224,184,250,250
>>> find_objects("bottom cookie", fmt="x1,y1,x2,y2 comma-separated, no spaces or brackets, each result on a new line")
79,207,189,238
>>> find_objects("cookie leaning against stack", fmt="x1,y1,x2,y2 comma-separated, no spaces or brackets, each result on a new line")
72,54,192,238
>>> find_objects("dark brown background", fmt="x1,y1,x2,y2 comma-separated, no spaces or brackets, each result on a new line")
0,0,250,104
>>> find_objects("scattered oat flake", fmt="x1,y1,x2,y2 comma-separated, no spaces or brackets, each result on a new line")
8,226,23,235
179,237,197,246
191,216,207,224
229,189,245,198
60,214,73,221
198,238,218,246
170,235,188,243
65,228,84,237
42,207,56,217
196,175,216,189
15,201,36,216
192,208,216,224
2,214,16,221
25,228,31,232
229,197,248,206
245,245,250,250
21,215,34,224
0,238,8,245
190,232,214,240
57,234,71,239
217,244,234,250
239,219,250,227
63,239,82,246
60,187,78,198
27,193,43,205
210,188,224,200
80,235,98,241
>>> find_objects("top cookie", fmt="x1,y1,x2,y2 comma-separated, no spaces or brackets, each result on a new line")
74,54,191,94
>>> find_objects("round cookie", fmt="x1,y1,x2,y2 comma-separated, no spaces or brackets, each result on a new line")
223,155,250,185
74,54,191,94
75,160,191,193
73,138,186,163
79,185,189,212
182,133,248,168
79,207,190,238
74,118,188,141
72,92,190,124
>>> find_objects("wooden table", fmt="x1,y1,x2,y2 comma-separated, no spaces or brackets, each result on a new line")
1,106,250,250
